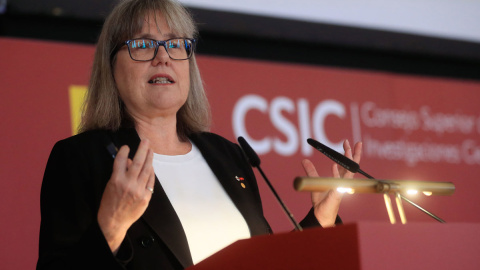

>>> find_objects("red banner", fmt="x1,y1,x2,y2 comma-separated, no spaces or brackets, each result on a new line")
1,38,479,269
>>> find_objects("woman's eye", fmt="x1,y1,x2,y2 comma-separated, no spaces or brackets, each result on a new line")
135,40,155,49
168,40,182,49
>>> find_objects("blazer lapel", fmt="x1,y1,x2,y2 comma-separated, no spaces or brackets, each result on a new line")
111,128,194,268
190,133,267,236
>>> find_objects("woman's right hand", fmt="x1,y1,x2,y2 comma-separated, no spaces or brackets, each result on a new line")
97,139,155,254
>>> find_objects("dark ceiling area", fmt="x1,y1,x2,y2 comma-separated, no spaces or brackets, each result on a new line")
2,0,479,80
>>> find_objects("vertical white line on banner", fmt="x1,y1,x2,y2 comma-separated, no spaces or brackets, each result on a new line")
350,102,362,143
298,98,313,156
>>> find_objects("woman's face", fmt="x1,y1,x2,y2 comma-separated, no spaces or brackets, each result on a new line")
114,11,190,121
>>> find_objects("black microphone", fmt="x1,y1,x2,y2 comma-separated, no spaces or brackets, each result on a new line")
306,138,373,178
307,138,446,223
237,136,303,231
106,142,118,159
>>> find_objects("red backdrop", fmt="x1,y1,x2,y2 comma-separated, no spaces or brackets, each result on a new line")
1,37,480,269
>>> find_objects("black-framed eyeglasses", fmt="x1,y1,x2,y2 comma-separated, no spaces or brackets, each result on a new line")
124,38,196,61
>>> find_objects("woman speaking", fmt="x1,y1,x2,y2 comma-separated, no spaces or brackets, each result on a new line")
37,0,362,269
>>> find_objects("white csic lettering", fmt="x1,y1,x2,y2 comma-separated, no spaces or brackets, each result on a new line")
312,100,345,153
232,94,271,154
270,97,298,156
233,95,480,166
232,95,346,156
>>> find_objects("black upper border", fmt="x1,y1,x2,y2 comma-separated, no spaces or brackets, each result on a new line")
1,5,479,81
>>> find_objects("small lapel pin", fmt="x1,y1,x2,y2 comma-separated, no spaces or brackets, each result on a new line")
235,176,246,188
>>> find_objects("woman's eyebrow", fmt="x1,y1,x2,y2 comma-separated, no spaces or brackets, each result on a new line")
133,33,155,39
133,32,178,40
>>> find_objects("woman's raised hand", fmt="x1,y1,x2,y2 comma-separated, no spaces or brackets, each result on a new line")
302,140,362,227
97,139,155,254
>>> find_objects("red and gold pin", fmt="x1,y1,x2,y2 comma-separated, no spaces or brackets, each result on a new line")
235,176,246,188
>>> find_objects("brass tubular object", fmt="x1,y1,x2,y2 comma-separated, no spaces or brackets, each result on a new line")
395,193,407,224
294,177,455,196
383,193,396,224
376,180,455,196
294,177,379,193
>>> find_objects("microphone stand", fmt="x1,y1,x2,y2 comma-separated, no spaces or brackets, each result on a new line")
356,166,446,223
256,165,304,231
238,137,303,231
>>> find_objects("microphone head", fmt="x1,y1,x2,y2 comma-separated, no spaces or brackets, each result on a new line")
307,138,359,173
237,136,261,167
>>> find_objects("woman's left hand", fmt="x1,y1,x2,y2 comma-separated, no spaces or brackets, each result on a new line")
301,140,362,227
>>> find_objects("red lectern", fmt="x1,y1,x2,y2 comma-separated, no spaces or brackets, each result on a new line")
189,222,480,269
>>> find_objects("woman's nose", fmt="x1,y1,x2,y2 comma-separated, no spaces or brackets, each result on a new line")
151,45,170,66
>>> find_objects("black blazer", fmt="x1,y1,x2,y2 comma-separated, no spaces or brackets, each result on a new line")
37,128,321,270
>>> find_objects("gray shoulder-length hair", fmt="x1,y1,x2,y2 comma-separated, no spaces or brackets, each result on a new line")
80,0,211,140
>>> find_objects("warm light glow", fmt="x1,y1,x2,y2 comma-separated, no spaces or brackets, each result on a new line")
423,191,433,196
407,189,418,195
337,187,355,194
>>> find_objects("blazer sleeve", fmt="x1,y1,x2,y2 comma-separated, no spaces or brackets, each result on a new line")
299,208,343,229
37,139,129,270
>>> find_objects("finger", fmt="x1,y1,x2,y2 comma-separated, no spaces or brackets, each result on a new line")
332,164,341,178
302,159,319,177
112,145,130,178
145,170,156,196
343,139,353,159
352,142,363,164
139,149,154,186
128,139,151,177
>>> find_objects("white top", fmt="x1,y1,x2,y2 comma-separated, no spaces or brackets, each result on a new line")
152,143,250,264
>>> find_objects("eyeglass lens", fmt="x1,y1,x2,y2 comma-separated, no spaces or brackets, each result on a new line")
128,38,193,60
